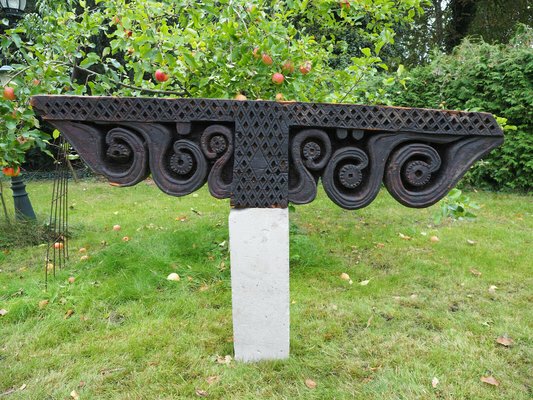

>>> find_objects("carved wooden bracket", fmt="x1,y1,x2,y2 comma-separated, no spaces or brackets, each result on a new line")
31,96,503,209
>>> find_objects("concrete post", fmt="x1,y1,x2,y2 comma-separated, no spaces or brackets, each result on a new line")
229,208,290,362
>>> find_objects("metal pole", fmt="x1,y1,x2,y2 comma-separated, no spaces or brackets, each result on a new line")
11,175,36,220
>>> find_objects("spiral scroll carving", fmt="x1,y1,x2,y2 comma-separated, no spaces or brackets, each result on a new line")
384,143,445,207
200,124,234,198
322,147,370,209
289,129,332,204
99,127,150,185
166,139,208,188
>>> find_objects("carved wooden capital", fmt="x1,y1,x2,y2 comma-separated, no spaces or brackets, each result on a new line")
31,96,503,209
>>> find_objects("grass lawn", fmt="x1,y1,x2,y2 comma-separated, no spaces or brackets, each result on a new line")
0,178,531,399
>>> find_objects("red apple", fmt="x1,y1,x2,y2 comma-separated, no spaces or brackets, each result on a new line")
299,61,312,75
154,69,169,82
282,60,295,74
272,73,285,85
235,93,247,101
252,47,260,59
112,224,121,231
32,79,41,86
275,93,284,101
340,0,350,9
2,166,20,177
54,242,64,249
261,53,273,65
3,86,15,101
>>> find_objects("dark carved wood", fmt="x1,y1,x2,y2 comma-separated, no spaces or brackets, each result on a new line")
30,96,503,209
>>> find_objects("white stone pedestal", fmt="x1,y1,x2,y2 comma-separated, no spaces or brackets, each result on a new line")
229,208,289,362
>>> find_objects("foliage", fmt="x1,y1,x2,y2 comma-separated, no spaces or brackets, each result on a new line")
389,26,533,192
433,188,479,225
0,0,426,168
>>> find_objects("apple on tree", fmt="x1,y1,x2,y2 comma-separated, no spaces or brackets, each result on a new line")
154,69,169,82
272,73,284,85
3,86,16,101
282,60,295,74
299,61,312,75
2,166,21,177
261,53,273,66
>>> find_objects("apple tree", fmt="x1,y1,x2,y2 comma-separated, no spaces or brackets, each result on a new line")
1,0,427,170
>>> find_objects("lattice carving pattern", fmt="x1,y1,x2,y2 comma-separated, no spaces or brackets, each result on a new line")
31,96,504,209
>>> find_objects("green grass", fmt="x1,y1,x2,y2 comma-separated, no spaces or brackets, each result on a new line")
0,179,531,399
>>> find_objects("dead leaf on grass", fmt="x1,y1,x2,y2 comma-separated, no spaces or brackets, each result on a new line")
64,309,74,319
99,367,125,375
199,284,210,292
496,336,514,347
216,355,232,365
430,235,440,243
206,375,220,385
488,285,498,294
0,309,8,316
431,377,439,388
467,239,476,245
305,379,317,389
480,376,499,386
38,300,49,309
470,268,482,277
195,389,208,397
360,279,370,286
70,390,80,400
19,384,27,391
398,233,411,240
